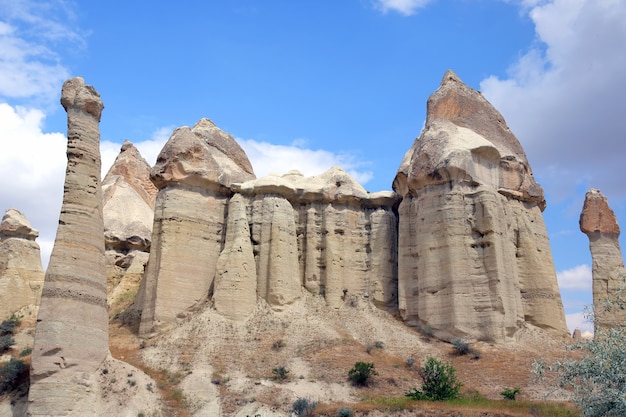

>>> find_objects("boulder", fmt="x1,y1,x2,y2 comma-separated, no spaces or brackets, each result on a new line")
580,188,626,328
0,208,44,317
393,70,567,341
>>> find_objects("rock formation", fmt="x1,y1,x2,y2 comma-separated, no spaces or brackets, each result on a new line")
102,140,156,305
139,119,256,336
0,208,44,317
393,70,567,341
135,70,567,343
580,188,626,328
28,77,110,415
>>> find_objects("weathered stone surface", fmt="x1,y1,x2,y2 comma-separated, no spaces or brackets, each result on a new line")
580,189,625,328
139,120,255,336
393,70,567,341
0,209,44,317
28,77,110,416
214,194,257,320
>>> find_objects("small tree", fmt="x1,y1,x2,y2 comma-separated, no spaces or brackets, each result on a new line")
405,357,462,401
500,387,520,400
0,358,26,394
533,280,626,416
348,362,378,386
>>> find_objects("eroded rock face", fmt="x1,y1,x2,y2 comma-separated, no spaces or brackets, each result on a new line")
28,77,109,416
0,208,44,317
102,141,155,306
393,70,567,341
580,188,625,328
139,119,256,336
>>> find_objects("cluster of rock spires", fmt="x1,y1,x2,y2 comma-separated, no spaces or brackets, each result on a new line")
132,70,567,341
10,70,626,414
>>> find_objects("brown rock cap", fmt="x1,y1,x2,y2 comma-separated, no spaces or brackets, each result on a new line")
580,188,620,236
0,208,39,240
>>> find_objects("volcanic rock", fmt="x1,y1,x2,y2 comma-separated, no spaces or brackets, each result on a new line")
580,188,625,328
139,119,256,335
0,208,44,317
393,70,567,341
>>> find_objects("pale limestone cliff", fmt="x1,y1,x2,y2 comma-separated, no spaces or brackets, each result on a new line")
0,209,44,317
393,70,567,341
28,77,110,416
580,188,626,328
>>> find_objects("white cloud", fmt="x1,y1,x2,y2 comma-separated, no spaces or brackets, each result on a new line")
0,103,66,268
557,264,592,290
481,0,626,200
238,139,374,186
0,0,82,103
373,0,434,16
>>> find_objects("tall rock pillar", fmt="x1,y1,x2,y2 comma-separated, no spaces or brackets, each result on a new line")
580,189,626,329
28,77,108,416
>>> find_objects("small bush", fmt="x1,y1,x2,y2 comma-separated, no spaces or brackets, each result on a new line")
0,335,15,353
374,340,384,349
405,357,415,368
451,339,470,355
272,366,289,381
405,357,462,401
0,358,26,394
337,407,353,417
348,361,378,386
500,387,521,400
419,325,434,338
291,397,317,417
19,348,32,357
272,339,286,350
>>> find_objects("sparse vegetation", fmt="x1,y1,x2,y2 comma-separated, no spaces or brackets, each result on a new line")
272,365,289,381
405,357,462,401
20,347,32,357
337,406,353,417
0,335,15,353
291,397,318,417
451,338,481,359
0,357,26,394
272,339,286,350
500,387,521,400
405,357,415,368
348,361,378,386
0,316,19,336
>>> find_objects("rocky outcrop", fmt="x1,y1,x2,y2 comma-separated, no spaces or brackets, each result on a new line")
139,119,256,336
28,77,110,416
393,70,567,341
580,188,626,328
136,71,567,343
0,208,44,317
102,141,155,306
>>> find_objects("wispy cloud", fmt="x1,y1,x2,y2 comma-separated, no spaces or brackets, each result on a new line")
238,138,374,186
557,264,592,290
481,1,626,201
0,0,83,103
372,0,435,16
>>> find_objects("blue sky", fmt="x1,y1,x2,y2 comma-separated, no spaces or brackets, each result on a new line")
1,0,625,335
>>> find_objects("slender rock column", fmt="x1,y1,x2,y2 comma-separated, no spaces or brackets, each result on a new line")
28,77,108,416
580,189,626,329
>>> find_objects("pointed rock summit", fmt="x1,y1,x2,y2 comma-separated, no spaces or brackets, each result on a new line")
0,208,44,317
393,70,566,341
580,189,625,328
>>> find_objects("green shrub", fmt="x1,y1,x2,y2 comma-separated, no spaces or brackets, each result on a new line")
291,397,317,417
0,335,15,353
405,357,462,401
348,361,378,386
500,387,520,400
272,366,289,381
337,407,353,417
405,357,415,368
0,358,26,394
451,339,470,355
